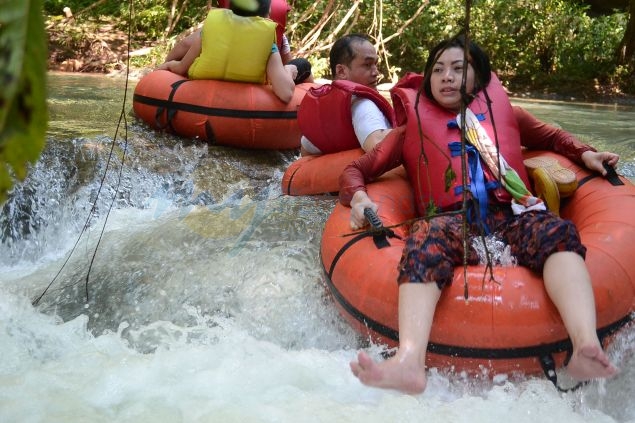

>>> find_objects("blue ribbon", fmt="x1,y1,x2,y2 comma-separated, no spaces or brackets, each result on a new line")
448,141,495,234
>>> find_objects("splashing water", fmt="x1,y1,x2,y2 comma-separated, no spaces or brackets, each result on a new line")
1,74,635,423
471,235,517,267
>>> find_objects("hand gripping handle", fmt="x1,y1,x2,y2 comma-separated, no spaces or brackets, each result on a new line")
364,208,383,229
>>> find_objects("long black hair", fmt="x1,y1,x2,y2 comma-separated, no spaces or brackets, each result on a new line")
422,34,491,103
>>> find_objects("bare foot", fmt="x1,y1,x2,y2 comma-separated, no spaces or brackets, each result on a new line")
565,344,618,380
349,351,427,394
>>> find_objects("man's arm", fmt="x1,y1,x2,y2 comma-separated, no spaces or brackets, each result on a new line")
352,98,392,151
361,128,391,151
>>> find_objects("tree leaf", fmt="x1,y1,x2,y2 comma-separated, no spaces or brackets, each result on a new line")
0,0,48,204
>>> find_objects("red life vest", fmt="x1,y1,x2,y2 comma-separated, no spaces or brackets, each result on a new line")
390,72,531,216
218,0,288,51
297,80,396,154
269,0,289,51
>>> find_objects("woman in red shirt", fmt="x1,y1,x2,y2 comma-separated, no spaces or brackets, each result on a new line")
340,34,620,395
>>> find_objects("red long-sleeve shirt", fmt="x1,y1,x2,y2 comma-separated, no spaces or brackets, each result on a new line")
339,106,596,207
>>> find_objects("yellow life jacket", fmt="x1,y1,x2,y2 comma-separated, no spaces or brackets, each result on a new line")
188,9,277,83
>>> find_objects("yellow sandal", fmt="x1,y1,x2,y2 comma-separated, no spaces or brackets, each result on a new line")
531,167,560,215
524,156,578,198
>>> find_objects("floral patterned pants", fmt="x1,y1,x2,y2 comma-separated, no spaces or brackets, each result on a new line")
397,209,586,288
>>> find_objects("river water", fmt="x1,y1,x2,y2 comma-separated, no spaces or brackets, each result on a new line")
1,72,634,422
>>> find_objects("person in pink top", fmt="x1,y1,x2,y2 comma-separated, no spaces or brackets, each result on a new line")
339,34,620,395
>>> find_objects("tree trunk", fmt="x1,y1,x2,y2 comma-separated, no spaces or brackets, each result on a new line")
617,0,635,64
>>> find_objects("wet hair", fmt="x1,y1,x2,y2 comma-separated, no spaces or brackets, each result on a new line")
422,34,491,102
329,34,372,78
230,0,271,17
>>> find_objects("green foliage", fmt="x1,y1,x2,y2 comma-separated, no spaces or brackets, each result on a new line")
44,0,211,40
466,0,617,79
42,0,634,94
131,1,208,39
288,0,632,93
44,0,121,16
0,0,48,204
134,5,173,39
44,0,95,15
309,57,330,80
129,43,172,69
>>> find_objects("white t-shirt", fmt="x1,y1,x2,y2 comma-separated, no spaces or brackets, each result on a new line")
300,96,391,154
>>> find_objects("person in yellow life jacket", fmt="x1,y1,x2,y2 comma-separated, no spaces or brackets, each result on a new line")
157,0,302,103
165,0,297,64
218,0,299,65
162,0,313,84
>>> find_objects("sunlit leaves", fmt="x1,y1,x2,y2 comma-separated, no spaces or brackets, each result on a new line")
0,0,48,204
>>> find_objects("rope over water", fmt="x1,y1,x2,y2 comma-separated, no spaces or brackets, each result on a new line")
32,1,134,306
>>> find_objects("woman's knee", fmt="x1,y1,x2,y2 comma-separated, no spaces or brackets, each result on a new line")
513,214,586,271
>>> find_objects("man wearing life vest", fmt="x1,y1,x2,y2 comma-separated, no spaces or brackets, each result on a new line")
298,34,396,155
157,0,297,103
